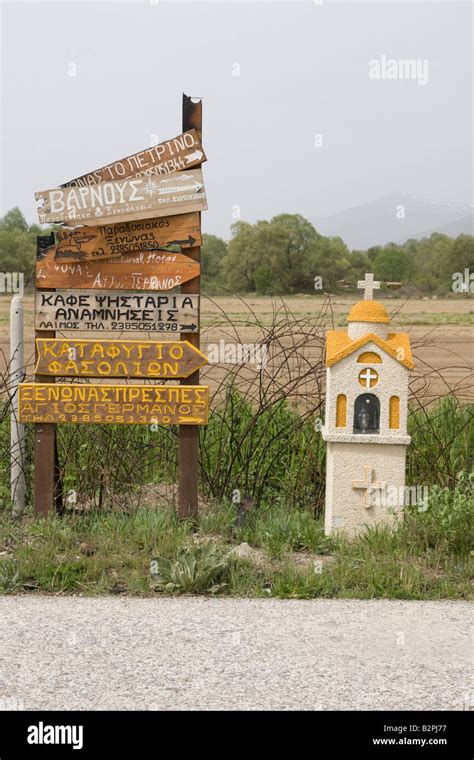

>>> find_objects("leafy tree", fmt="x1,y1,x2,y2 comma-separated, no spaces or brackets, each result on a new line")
451,235,474,275
367,246,382,263
0,208,39,285
222,220,258,292
373,244,411,282
0,207,57,288
1,206,472,297
201,234,228,291
345,251,372,284
254,264,274,295
0,208,29,232
311,236,351,291
223,214,322,294
410,234,453,293
219,214,473,296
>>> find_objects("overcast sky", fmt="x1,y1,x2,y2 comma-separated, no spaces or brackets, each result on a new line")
1,0,472,239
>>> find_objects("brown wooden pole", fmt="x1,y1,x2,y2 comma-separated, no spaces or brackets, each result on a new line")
34,322,57,516
178,94,202,519
34,260,62,514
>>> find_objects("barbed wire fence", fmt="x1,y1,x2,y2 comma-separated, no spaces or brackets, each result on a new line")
0,294,472,516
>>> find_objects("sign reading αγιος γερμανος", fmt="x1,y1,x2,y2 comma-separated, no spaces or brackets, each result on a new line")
19,383,209,425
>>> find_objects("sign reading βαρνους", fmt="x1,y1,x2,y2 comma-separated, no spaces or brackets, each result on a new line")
36,169,207,226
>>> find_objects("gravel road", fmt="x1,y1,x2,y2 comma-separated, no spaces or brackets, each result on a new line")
0,597,471,711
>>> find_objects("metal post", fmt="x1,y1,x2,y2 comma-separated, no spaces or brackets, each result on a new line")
10,295,26,516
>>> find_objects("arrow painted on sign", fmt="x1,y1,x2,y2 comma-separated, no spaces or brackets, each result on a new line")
37,169,207,226
157,182,203,195
34,338,209,379
167,236,197,247
184,149,204,165
54,250,88,262
180,323,198,331
179,416,205,424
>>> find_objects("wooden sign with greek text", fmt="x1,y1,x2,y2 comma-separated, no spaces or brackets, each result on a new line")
36,249,200,291
62,129,206,187
37,212,202,264
35,290,199,333
19,383,209,425
35,339,208,379
36,170,207,226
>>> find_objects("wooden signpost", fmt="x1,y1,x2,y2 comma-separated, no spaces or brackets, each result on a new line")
36,169,207,226
62,129,206,186
35,290,199,333
178,95,202,520
36,249,200,290
19,384,209,426
27,93,206,519
38,212,202,263
35,338,208,379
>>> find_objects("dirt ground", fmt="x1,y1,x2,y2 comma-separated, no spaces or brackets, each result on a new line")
0,293,472,402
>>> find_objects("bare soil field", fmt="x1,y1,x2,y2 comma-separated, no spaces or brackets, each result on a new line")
0,294,472,402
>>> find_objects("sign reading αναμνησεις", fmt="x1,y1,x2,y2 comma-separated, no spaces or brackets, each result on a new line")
34,338,208,379
36,169,207,226
61,129,206,186
34,290,199,333
19,383,209,425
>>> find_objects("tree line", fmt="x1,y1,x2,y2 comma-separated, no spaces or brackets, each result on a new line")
1,208,473,295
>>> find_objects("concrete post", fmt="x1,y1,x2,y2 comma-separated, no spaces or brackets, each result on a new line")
10,294,25,516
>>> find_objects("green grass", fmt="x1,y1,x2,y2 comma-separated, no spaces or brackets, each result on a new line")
407,397,473,486
0,395,471,598
0,472,472,598
239,503,331,557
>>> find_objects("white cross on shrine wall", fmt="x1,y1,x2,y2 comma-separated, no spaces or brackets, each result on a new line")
359,367,378,388
351,465,386,508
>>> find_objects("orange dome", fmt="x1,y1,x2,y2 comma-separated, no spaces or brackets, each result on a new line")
348,299,390,324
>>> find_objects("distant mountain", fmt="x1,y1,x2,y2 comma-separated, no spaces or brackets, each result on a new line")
312,193,473,250
401,213,474,242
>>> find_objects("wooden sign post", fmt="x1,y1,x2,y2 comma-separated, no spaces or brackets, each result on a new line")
34,294,61,517
35,291,199,334
179,95,202,520
34,338,208,379
62,129,206,186
20,384,209,426
36,170,207,226
38,212,202,263
26,93,207,518
36,249,200,291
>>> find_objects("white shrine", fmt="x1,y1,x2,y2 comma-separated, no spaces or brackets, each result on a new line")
322,274,414,536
